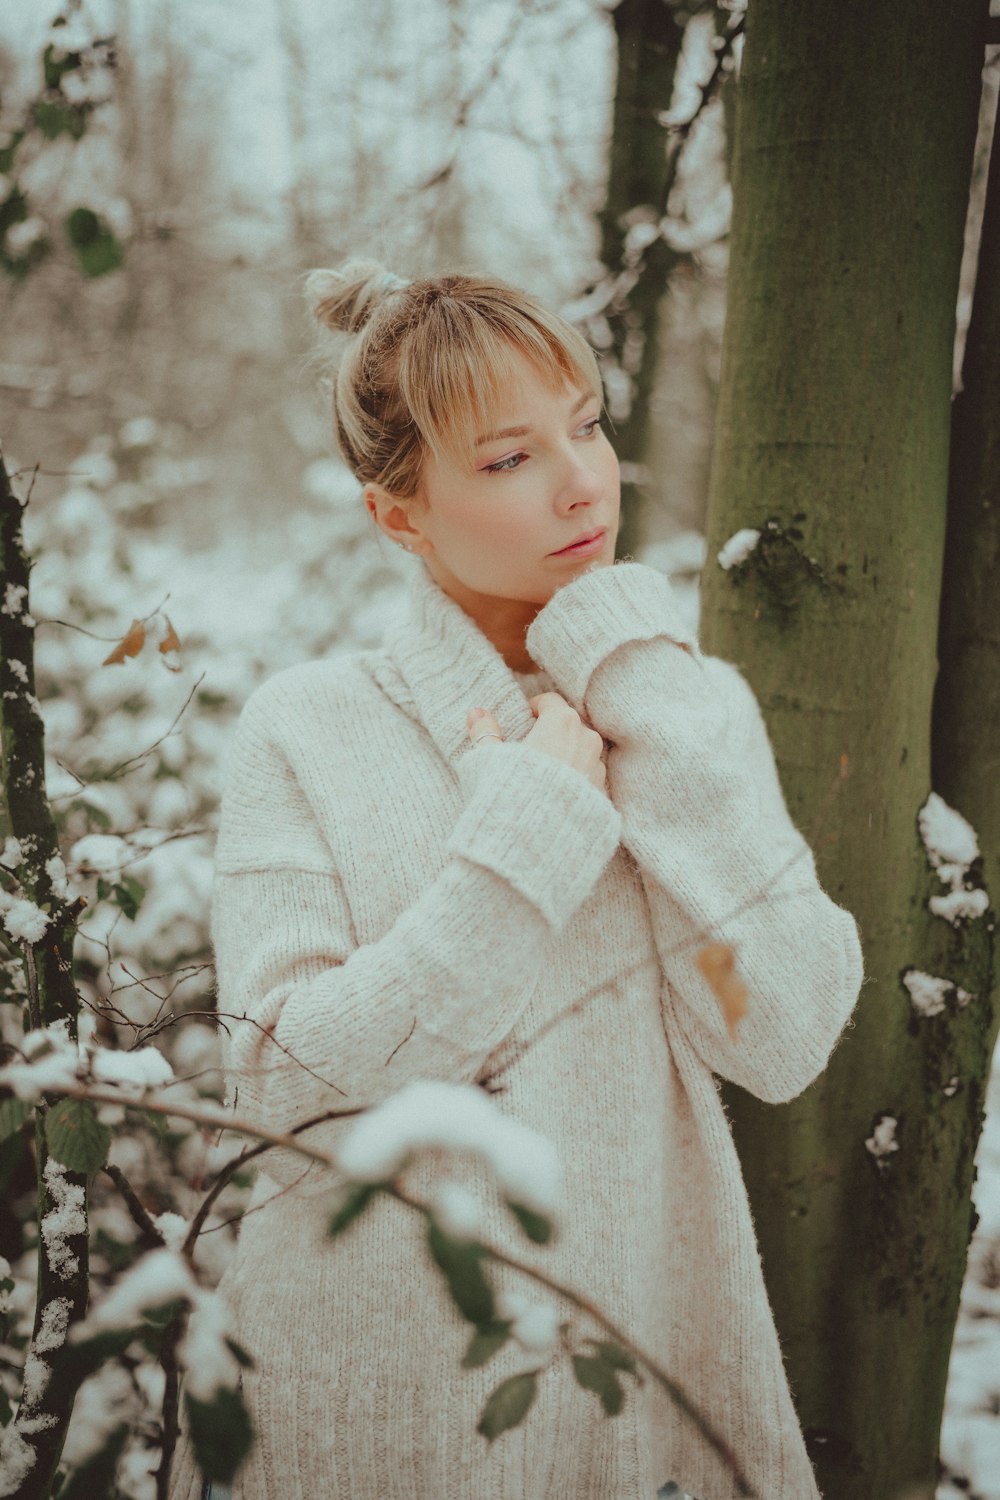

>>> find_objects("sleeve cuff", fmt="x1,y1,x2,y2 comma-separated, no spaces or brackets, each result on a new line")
446,739,622,930
525,561,699,711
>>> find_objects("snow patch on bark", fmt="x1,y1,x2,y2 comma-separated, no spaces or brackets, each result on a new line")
919,792,980,872
40,1158,86,1280
865,1114,899,1169
2,898,51,944
717,528,761,571
903,969,973,1019
928,888,990,925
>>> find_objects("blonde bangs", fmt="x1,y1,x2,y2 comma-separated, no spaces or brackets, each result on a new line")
397,292,602,477
310,264,603,501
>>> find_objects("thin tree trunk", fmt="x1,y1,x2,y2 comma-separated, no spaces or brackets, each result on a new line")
933,86,1000,911
698,4,992,1497
0,455,89,1498
599,0,685,558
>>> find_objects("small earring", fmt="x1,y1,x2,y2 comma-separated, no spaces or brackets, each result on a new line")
401,542,414,553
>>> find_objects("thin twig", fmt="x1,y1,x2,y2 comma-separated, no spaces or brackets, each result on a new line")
102,1163,165,1250
51,673,205,800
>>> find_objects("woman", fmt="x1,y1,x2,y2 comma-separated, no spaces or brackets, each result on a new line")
171,264,864,1500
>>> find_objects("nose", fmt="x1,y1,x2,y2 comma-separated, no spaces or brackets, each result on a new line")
555,448,603,510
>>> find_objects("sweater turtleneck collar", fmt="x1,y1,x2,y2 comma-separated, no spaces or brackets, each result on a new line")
378,562,541,772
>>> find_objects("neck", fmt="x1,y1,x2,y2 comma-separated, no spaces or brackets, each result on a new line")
423,561,543,673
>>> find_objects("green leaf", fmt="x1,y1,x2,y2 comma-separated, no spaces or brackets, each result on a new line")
327,1182,377,1237
225,1336,255,1370
47,1328,135,1409
0,130,24,174
113,877,145,920
505,1199,553,1245
461,1321,513,1369
572,1354,624,1416
185,1384,255,1483
32,98,86,141
0,1096,32,1145
43,40,84,91
96,877,112,901
477,1370,539,1442
70,799,112,830
585,1339,641,1381
426,1223,494,1326
64,207,123,277
45,1097,110,1172
54,1422,129,1499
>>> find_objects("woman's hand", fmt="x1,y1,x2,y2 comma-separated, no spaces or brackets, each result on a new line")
467,694,609,796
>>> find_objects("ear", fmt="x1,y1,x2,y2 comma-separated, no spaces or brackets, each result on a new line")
365,482,426,553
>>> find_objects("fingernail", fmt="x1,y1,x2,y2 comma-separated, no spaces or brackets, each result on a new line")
468,706,486,725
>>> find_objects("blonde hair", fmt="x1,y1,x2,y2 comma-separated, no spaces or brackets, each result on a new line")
303,260,602,502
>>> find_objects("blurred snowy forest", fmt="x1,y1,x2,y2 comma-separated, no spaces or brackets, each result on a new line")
0,0,728,548
0,0,998,1496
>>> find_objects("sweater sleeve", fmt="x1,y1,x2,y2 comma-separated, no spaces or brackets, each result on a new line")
525,561,865,1104
209,678,622,1182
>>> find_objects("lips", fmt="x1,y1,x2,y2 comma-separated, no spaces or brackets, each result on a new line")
550,527,607,555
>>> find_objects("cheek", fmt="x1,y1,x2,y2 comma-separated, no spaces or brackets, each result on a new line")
434,493,525,557
600,441,621,492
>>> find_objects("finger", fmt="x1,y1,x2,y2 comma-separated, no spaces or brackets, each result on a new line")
527,691,568,715
468,707,503,745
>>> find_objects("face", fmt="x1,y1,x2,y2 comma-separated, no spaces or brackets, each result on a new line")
368,355,621,617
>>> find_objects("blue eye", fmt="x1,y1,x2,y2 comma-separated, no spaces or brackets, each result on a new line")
483,418,601,475
485,452,527,475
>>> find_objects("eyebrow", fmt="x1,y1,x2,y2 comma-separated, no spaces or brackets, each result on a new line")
474,389,595,448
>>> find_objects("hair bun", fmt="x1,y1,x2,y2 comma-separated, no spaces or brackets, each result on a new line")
305,260,408,335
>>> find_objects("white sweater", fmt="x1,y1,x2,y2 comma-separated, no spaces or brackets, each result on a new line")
169,559,863,1500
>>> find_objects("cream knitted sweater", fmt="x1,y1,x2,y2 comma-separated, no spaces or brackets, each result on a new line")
169,559,863,1500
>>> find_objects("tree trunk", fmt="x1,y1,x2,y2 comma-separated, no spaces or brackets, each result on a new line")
698,4,993,1497
599,0,685,558
933,86,1000,915
1,454,90,1498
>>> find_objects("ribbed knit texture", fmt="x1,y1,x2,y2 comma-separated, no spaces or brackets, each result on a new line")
168,560,864,1500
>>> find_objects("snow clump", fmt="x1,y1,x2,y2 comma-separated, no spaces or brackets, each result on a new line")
90,1045,174,1097
496,1289,562,1356
918,792,989,926
0,837,22,869
73,1247,241,1401
152,1212,189,1252
337,1081,563,1214
69,833,132,877
429,1182,483,1240
902,969,973,1019
865,1114,899,1169
0,1021,80,1099
717,528,761,571
2,899,50,944
41,1158,87,1279
44,854,68,896
927,888,990,924
78,1248,195,1333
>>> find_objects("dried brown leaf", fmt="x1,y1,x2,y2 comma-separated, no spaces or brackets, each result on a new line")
102,619,145,666
695,942,748,1040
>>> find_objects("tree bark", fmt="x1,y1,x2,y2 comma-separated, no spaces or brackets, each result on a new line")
933,87,1000,917
599,0,685,558
698,4,993,1497
1,453,89,1499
